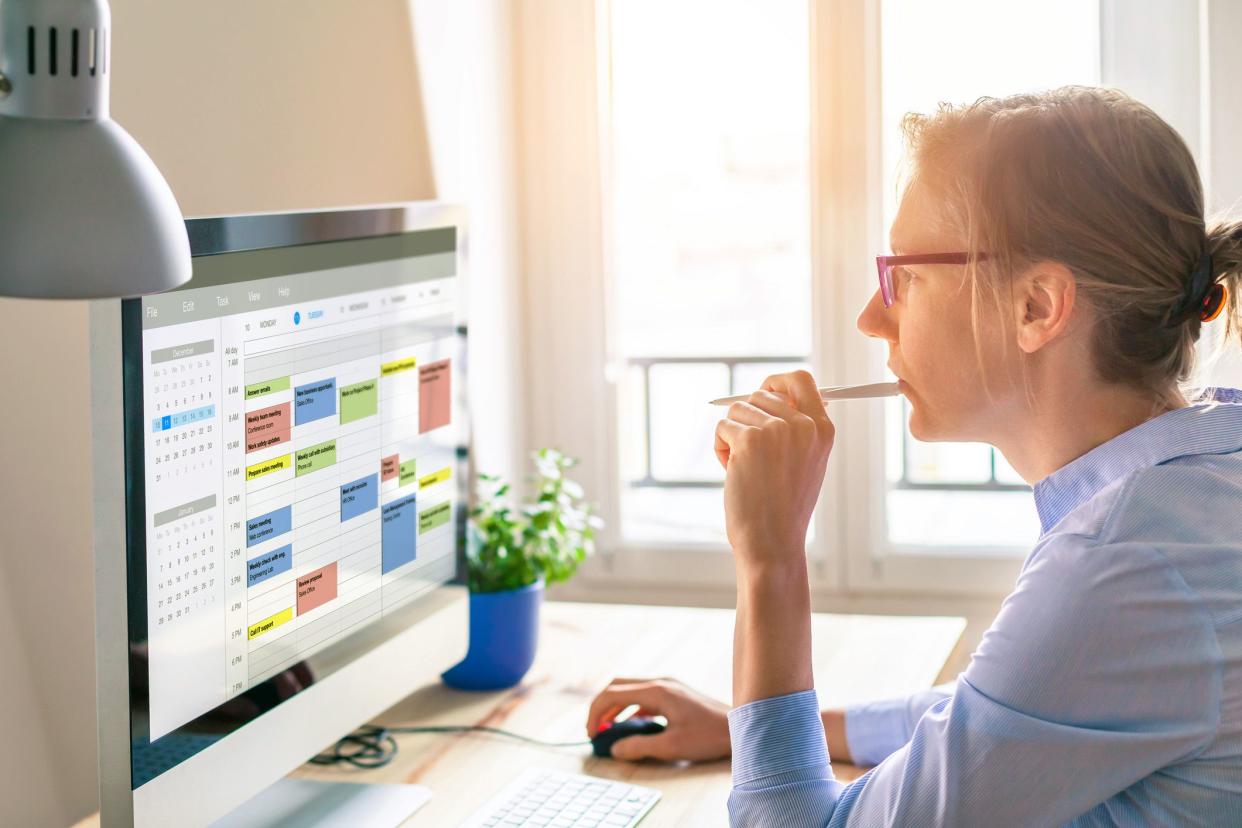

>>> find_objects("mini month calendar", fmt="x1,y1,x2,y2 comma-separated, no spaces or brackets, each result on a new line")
152,508,218,628
149,341,217,484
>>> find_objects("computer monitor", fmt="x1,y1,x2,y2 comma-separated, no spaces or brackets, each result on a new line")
90,204,469,826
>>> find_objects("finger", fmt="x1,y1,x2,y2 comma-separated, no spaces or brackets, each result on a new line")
608,677,659,685
588,684,670,734
745,389,801,421
725,401,775,427
591,705,630,736
610,731,681,762
714,417,751,451
586,679,647,735
586,683,672,736
587,693,634,736
714,417,752,470
762,370,828,420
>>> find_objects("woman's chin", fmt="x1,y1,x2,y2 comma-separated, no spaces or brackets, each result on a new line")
906,403,939,442
907,411,930,441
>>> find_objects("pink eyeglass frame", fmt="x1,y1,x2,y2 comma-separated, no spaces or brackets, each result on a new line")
875,252,988,307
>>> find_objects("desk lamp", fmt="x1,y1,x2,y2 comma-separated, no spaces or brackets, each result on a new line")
0,0,190,299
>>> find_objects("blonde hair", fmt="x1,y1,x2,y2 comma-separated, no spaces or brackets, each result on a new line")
901,85,1242,409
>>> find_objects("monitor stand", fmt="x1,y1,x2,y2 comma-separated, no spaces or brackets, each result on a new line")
211,779,432,827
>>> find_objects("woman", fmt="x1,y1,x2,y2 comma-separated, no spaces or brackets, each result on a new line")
587,86,1242,825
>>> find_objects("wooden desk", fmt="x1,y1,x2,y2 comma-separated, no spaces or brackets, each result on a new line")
291,601,965,826
75,601,964,827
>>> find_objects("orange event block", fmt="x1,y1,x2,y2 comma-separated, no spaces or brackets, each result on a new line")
296,562,338,614
246,402,292,453
419,359,451,433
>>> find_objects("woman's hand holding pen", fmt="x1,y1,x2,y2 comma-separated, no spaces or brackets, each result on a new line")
713,370,836,570
714,369,835,706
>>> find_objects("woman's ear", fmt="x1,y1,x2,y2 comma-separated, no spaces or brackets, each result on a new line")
1015,261,1077,354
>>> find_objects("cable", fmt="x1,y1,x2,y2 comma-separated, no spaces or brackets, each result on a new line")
309,724,592,769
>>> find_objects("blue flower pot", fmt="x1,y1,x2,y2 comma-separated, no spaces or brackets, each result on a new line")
441,579,544,691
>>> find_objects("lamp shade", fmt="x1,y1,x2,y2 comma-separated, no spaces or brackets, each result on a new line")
0,0,190,299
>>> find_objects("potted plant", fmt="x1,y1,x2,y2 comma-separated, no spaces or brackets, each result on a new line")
441,448,602,690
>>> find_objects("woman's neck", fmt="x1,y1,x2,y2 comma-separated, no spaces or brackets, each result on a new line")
994,382,1187,485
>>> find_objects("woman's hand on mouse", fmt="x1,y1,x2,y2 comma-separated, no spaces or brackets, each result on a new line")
713,370,835,572
585,677,730,762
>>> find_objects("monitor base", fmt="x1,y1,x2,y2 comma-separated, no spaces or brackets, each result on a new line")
211,779,432,827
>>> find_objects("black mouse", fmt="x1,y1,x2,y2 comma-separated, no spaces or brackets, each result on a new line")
591,716,667,758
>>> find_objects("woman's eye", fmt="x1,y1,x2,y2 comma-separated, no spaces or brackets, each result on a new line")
894,267,915,295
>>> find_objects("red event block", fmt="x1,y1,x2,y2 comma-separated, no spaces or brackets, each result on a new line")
296,562,338,614
419,359,451,434
381,453,400,482
245,402,292,453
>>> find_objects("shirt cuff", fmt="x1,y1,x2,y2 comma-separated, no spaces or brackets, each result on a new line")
728,689,830,787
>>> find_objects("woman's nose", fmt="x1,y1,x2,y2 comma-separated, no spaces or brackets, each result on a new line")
857,289,896,342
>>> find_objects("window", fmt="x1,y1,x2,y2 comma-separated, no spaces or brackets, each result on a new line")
605,0,813,546
879,0,1100,554
517,0,1214,598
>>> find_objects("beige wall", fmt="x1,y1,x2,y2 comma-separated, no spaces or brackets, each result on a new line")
0,302,94,826
0,2,460,824
111,0,434,217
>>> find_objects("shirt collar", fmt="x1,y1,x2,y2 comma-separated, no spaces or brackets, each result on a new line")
1032,387,1242,535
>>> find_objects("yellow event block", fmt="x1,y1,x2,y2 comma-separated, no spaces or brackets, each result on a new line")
246,453,292,481
419,466,452,489
381,356,417,376
247,607,293,640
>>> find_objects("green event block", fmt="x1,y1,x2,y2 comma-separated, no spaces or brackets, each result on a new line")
399,459,418,487
339,379,378,424
245,376,291,399
418,502,452,533
295,439,337,476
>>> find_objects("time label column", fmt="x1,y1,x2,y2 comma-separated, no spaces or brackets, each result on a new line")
220,327,250,697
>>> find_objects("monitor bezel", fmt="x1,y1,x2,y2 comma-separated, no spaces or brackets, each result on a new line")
92,202,470,827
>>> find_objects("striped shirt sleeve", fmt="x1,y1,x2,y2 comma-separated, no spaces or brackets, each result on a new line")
727,689,847,826
843,682,956,766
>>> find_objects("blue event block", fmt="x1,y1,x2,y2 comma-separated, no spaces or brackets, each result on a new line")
381,494,418,574
294,378,337,425
340,474,379,522
246,504,292,547
247,544,292,587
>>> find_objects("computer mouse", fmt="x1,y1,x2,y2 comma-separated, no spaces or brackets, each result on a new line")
591,716,667,758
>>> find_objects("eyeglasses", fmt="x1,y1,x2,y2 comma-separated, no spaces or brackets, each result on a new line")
875,252,988,308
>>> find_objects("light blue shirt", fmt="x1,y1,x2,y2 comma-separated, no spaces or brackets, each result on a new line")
728,387,1242,826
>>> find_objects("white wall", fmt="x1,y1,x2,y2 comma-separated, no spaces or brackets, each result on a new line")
0,2,523,825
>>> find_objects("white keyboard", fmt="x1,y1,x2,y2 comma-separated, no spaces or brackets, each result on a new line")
460,768,661,827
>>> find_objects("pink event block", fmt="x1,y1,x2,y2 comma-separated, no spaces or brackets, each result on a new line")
381,453,400,482
419,359,452,433
245,402,292,453
296,562,338,615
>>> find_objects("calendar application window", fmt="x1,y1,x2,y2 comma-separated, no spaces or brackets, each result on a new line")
137,243,459,740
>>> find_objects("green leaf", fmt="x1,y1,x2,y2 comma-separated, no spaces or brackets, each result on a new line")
465,447,605,594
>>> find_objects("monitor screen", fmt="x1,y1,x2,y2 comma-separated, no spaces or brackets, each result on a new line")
121,225,463,787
